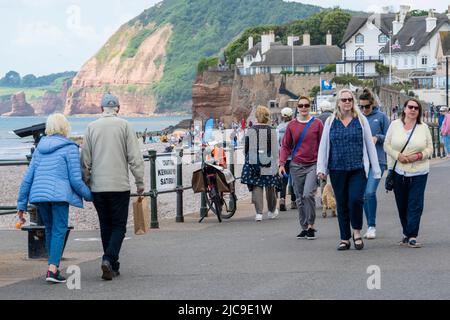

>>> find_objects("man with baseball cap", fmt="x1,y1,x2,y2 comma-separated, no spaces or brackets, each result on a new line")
81,93,144,281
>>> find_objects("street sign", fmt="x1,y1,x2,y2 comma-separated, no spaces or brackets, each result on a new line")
156,155,177,192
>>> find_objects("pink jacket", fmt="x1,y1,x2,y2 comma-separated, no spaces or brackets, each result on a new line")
442,114,450,136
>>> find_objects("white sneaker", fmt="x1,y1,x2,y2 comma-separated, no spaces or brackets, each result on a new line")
268,209,279,219
255,214,263,222
364,227,376,239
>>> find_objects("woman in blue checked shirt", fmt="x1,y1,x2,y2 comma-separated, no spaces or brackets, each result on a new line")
317,89,381,251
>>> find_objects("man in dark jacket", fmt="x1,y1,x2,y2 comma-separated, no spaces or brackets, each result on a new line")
317,100,334,124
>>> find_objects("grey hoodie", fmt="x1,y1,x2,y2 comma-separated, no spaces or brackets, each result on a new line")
363,106,390,166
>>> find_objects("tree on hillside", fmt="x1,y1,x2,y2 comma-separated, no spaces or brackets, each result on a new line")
21,74,37,87
320,9,352,45
0,71,21,87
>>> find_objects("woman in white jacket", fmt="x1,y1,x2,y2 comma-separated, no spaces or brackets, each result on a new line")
317,89,381,251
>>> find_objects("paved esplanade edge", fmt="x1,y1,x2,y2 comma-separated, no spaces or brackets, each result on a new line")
1,159,450,300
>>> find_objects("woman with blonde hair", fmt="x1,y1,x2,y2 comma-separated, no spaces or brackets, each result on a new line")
317,89,381,250
241,106,281,221
384,98,433,248
17,113,92,283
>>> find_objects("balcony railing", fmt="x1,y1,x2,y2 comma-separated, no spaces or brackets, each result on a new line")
338,56,383,63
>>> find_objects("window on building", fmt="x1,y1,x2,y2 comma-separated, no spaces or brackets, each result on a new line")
404,57,408,67
395,58,399,66
355,48,364,60
355,63,364,77
411,57,415,66
355,33,364,44
378,34,388,43
422,56,428,65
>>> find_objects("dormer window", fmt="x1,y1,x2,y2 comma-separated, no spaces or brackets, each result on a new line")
406,37,415,46
378,34,388,44
355,33,364,44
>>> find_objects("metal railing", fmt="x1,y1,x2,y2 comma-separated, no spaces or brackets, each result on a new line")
0,144,243,228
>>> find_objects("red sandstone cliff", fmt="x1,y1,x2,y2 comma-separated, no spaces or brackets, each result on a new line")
64,23,172,115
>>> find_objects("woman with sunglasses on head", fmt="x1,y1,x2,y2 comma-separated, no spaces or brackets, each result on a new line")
384,98,433,248
279,96,323,239
359,88,390,240
317,89,381,251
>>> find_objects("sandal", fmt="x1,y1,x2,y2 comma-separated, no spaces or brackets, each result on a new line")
337,241,351,251
352,234,364,250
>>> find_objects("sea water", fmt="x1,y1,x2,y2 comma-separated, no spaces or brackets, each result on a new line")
0,116,189,160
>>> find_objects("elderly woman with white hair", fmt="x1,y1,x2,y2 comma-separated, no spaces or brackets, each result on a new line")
317,89,381,251
17,113,92,283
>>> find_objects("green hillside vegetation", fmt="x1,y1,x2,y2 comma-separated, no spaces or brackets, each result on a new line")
121,0,323,111
224,8,352,66
0,71,75,102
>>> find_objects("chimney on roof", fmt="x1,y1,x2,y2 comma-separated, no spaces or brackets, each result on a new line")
303,32,310,46
326,31,332,46
393,14,403,36
248,36,254,50
426,9,437,33
399,5,410,24
261,31,275,54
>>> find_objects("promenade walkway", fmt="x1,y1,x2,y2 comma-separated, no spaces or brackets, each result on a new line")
1,159,449,300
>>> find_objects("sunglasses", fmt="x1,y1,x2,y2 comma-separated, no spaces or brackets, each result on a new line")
406,105,420,111
359,104,371,109
297,104,310,109
340,98,353,103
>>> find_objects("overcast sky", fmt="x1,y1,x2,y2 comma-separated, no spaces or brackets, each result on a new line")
1,0,449,77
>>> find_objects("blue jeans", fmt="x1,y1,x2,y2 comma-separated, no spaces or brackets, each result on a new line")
37,202,69,267
443,135,450,155
329,169,367,241
393,172,428,238
363,165,386,227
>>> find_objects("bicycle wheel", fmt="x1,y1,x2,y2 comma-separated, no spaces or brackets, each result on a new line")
220,192,237,219
204,187,222,222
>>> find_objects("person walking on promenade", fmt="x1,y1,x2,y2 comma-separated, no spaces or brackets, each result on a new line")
279,97,324,240
439,107,449,157
276,107,297,211
81,93,145,280
241,106,281,222
359,88,390,240
17,113,93,283
317,100,334,125
384,98,433,248
317,89,381,251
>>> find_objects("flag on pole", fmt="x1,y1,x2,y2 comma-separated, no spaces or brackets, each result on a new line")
321,80,333,90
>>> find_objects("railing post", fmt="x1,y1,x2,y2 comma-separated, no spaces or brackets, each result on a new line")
432,126,437,159
176,148,184,223
149,150,159,229
437,126,442,158
200,145,208,218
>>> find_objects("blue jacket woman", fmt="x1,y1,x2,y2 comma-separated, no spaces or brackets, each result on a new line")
17,114,92,283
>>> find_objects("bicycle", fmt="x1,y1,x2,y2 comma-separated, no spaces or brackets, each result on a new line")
199,161,237,222
192,146,237,223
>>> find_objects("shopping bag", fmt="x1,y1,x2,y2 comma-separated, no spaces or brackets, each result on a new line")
133,196,150,235
192,169,205,193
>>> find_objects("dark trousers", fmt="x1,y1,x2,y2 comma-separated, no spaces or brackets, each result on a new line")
280,160,296,202
93,191,130,271
330,169,367,241
393,172,428,238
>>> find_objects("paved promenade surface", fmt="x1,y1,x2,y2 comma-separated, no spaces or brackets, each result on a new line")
1,159,449,300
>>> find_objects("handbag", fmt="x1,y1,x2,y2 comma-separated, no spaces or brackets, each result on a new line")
385,123,417,192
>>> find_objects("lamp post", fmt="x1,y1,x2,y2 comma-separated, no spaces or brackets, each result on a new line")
389,31,393,85
446,56,448,108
